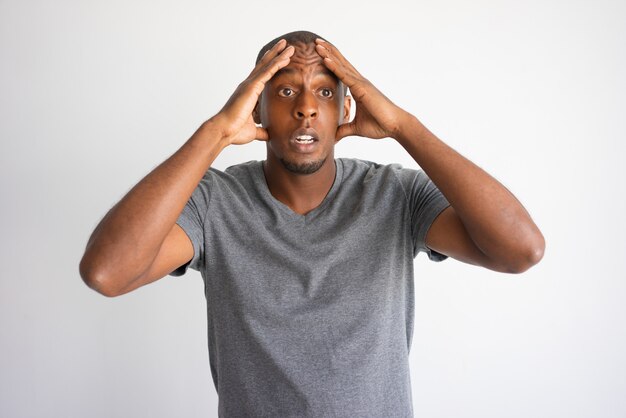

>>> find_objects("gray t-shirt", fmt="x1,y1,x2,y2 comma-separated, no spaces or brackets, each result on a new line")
174,158,449,417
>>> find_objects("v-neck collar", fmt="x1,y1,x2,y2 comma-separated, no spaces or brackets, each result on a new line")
253,159,344,223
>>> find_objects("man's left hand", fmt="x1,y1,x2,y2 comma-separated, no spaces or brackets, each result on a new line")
315,39,408,141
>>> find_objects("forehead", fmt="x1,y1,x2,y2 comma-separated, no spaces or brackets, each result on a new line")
272,41,336,81
289,42,322,66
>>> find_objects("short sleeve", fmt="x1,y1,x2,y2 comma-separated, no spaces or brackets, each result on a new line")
169,171,213,276
402,169,450,261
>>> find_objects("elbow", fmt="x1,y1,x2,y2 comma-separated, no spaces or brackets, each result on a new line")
79,256,126,297
504,231,546,274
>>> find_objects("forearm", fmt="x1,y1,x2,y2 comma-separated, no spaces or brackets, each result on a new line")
80,119,228,290
395,113,545,270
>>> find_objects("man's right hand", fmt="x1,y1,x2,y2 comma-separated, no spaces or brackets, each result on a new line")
80,40,294,297
212,39,294,145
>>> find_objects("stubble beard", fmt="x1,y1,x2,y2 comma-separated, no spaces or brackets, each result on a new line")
279,157,327,175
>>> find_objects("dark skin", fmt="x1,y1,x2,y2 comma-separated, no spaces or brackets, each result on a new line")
256,42,350,214
312,39,545,272
80,39,545,297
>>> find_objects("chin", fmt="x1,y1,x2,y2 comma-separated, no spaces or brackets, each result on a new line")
280,158,327,175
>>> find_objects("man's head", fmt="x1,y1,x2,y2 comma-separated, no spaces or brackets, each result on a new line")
253,31,351,175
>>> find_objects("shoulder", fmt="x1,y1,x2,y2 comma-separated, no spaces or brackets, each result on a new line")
197,160,262,188
339,158,404,176
188,161,262,206
338,158,421,189
223,160,262,178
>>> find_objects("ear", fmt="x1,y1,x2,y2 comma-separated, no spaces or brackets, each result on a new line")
253,101,261,124
342,95,352,123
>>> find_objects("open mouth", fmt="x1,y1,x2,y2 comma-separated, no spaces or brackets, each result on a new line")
291,128,319,146
294,134,316,144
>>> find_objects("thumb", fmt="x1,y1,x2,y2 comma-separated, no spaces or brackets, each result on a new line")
335,122,356,141
255,127,269,141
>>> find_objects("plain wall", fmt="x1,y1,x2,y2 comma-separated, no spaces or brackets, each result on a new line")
1,0,625,417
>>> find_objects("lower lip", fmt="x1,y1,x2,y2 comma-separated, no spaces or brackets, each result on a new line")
290,139,318,153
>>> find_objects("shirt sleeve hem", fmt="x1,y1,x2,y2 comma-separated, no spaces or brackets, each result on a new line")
416,198,451,261
168,216,202,276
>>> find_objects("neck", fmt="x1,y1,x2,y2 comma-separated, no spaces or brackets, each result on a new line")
263,155,336,215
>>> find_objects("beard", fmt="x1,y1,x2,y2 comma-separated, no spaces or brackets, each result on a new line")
279,157,326,175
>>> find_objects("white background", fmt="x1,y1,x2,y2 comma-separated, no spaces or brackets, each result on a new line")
1,0,625,417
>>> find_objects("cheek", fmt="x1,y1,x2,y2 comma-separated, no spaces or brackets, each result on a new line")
322,99,343,124
260,98,283,127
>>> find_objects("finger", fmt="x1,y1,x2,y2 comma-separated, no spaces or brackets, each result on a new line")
238,44,294,105
224,45,294,126
315,47,351,86
315,39,361,76
254,45,294,88
314,43,359,89
315,39,343,62
246,39,289,81
257,38,287,67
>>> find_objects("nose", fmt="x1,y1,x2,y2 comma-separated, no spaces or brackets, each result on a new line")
293,91,318,120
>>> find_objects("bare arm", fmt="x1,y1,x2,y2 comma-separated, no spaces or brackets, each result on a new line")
315,39,544,273
79,40,295,296
396,117,544,273
79,123,225,296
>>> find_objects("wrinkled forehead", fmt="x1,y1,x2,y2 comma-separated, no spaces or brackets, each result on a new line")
288,42,322,65
273,41,338,82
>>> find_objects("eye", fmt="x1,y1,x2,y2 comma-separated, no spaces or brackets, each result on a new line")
278,87,294,97
319,88,334,98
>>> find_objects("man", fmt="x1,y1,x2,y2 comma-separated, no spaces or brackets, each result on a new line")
80,31,544,417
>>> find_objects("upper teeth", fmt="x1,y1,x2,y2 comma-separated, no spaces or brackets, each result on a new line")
296,135,314,140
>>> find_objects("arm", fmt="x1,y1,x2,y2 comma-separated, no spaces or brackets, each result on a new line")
79,40,295,296
315,39,544,273
397,119,544,273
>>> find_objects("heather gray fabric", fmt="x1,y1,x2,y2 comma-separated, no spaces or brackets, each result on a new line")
173,158,449,417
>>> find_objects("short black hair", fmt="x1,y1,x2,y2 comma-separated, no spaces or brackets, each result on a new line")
255,30,327,65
